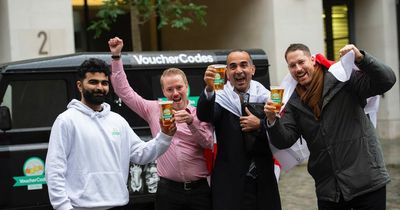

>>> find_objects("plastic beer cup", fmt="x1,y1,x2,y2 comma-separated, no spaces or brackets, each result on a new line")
212,64,226,90
270,86,284,113
159,100,173,128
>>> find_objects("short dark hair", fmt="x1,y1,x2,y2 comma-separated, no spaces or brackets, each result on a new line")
284,43,311,61
227,49,254,65
77,58,111,80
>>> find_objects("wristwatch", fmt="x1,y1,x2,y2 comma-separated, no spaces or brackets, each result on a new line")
111,54,121,60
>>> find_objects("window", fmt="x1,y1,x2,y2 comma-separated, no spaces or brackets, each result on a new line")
4,80,68,129
323,0,354,61
331,6,350,61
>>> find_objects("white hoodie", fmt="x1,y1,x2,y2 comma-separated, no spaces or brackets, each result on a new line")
45,99,172,210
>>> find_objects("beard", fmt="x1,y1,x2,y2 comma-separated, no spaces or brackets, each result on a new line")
82,89,108,105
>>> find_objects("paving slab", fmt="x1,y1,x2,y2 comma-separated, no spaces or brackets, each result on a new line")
278,138,400,210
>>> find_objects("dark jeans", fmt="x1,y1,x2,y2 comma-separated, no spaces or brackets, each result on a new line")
318,186,386,210
155,177,212,210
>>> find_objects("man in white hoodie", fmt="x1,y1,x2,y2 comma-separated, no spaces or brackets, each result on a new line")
45,58,177,210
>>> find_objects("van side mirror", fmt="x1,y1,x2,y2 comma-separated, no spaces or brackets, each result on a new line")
0,106,11,131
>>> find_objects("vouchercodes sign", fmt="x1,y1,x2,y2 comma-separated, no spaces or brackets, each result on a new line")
13,157,46,190
131,52,216,65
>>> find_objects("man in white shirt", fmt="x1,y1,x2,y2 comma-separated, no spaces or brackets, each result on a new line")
45,58,176,210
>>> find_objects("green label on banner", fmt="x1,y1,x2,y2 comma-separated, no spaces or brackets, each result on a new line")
188,96,199,107
13,157,46,190
13,175,46,186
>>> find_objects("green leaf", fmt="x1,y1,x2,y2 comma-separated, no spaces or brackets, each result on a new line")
88,0,207,38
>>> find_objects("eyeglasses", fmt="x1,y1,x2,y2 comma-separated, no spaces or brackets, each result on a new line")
228,61,251,70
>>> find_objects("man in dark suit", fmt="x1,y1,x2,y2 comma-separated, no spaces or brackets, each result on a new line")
196,50,282,210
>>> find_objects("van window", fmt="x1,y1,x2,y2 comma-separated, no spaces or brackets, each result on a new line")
4,80,68,129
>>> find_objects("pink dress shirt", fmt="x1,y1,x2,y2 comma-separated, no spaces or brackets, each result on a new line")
111,60,214,182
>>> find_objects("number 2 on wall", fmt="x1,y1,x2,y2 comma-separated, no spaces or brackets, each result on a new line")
37,31,48,55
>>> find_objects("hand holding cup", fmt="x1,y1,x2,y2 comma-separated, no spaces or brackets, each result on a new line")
159,118,176,136
204,64,226,92
159,100,176,136
264,100,279,124
270,86,284,113
173,109,193,125
212,64,226,90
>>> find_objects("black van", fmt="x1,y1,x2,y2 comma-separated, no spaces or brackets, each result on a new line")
0,49,270,210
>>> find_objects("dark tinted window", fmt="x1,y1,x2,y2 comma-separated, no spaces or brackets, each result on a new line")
6,80,68,128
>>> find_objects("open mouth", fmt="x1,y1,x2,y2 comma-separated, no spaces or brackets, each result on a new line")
172,97,182,103
234,76,246,84
172,97,186,110
296,72,307,80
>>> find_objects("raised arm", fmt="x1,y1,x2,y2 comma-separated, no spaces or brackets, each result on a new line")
196,65,218,123
108,37,156,120
341,45,396,99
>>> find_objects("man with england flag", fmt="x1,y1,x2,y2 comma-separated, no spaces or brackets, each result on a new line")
264,43,395,210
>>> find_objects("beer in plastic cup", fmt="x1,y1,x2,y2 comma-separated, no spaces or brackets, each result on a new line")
212,64,226,90
159,100,173,128
270,86,284,113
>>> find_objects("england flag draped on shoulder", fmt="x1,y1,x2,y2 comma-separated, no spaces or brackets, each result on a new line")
271,50,380,175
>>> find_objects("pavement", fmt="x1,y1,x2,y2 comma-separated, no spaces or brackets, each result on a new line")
278,138,400,210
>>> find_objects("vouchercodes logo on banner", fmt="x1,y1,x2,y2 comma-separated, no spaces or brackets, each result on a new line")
158,86,199,107
13,157,46,190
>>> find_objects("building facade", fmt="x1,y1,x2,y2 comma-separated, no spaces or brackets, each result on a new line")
0,0,399,139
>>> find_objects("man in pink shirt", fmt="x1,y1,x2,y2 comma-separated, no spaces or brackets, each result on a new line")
108,37,214,210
